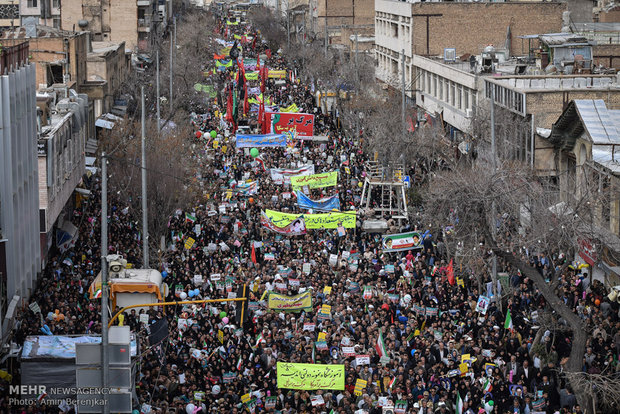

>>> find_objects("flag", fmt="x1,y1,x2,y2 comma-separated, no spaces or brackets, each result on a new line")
311,342,316,363
255,333,265,347
504,309,513,330
375,331,388,358
185,213,197,223
93,289,102,299
236,356,243,371
251,243,257,264
37,392,47,402
456,392,463,414
447,259,455,286
388,377,396,389
483,378,493,393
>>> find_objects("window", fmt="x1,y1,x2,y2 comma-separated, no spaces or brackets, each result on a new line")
464,89,469,110
433,75,437,97
53,0,59,8
27,0,37,7
439,78,443,101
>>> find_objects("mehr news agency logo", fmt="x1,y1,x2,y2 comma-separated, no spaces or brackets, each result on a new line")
9,385,109,407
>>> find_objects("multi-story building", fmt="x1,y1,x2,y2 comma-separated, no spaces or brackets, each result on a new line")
543,99,620,285
1,23,89,91
374,0,566,93
19,0,60,28
0,42,41,333
60,0,169,52
83,41,130,117
36,90,91,263
0,0,19,31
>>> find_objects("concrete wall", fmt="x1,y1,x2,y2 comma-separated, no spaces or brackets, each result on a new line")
409,2,566,57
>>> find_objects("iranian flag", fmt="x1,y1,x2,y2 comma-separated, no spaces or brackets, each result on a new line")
482,378,493,393
388,377,396,389
255,333,266,347
456,392,463,414
185,213,197,223
504,309,513,330
236,356,243,371
375,331,388,358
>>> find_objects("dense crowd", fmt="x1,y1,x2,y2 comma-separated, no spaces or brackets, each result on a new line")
3,8,620,414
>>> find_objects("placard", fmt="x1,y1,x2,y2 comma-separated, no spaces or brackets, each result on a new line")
276,363,345,390
355,355,370,365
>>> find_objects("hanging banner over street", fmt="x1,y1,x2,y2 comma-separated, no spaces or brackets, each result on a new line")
296,192,340,212
265,209,356,229
261,211,307,235
290,171,338,191
381,231,423,252
235,133,287,148
270,165,315,184
276,362,345,390
265,112,315,136
268,291,312,312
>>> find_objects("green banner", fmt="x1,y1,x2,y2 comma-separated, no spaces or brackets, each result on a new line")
265,209,355,229
276,362,345,390
290,171,338,191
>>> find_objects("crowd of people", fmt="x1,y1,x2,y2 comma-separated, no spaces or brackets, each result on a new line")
3,6,620,414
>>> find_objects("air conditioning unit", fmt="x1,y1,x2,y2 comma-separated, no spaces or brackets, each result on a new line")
466,108,473,118
383,406,394,414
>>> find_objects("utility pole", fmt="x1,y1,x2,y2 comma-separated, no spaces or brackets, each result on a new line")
324,23,328,58
287,12,290,50
401,49,406,127
100,152,110,414
490,83,499,308
156,49,161,134
141,87,149,268
355,33,359,86
169,17,175,112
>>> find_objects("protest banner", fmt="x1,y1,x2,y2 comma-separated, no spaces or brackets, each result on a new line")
235,133,287,148
290,171,338,191
355,355,370,365
354,379,367,396
270,165,315,185
395,401,408,414
261,211,307,235
265,209,356,229
296,192,340,212
265,112,314,136
381,231,423,252
476,295,490,314
276,362,345,390
342,347,356,357
184,237,195,250
268,291,312,312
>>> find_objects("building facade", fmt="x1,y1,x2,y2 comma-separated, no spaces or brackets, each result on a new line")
37,90,90,262
60,0,169,52
1,24,88,91
0,0,19,31
375,0,566,95
19,0,60,28
0,43,41,327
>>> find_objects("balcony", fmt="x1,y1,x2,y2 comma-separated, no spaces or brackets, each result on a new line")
0,42,29,74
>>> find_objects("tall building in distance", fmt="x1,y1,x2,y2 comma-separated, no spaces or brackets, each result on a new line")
0,42,41,331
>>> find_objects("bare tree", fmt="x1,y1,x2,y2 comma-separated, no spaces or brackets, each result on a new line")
100,119,200,266
422,159,613,411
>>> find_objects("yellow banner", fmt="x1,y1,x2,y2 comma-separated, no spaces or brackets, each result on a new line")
185,237,195,250
265,209,356,229
268,291,312,311
268,70,287,79
280,103,299,113
290,171,338,191
276,362,345,390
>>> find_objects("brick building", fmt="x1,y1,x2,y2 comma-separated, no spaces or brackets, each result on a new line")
375,0,566,89
1,24,88,90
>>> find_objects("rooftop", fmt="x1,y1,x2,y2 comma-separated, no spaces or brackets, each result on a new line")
0,24,81,39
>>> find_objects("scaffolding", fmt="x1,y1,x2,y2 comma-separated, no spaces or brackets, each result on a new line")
360,161,408,222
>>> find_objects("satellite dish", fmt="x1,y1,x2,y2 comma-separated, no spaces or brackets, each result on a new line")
78,19,89,28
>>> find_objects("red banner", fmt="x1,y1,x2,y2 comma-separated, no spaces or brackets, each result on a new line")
264,112,315,137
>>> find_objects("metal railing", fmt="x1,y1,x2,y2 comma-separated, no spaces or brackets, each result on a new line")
0,42,29,75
